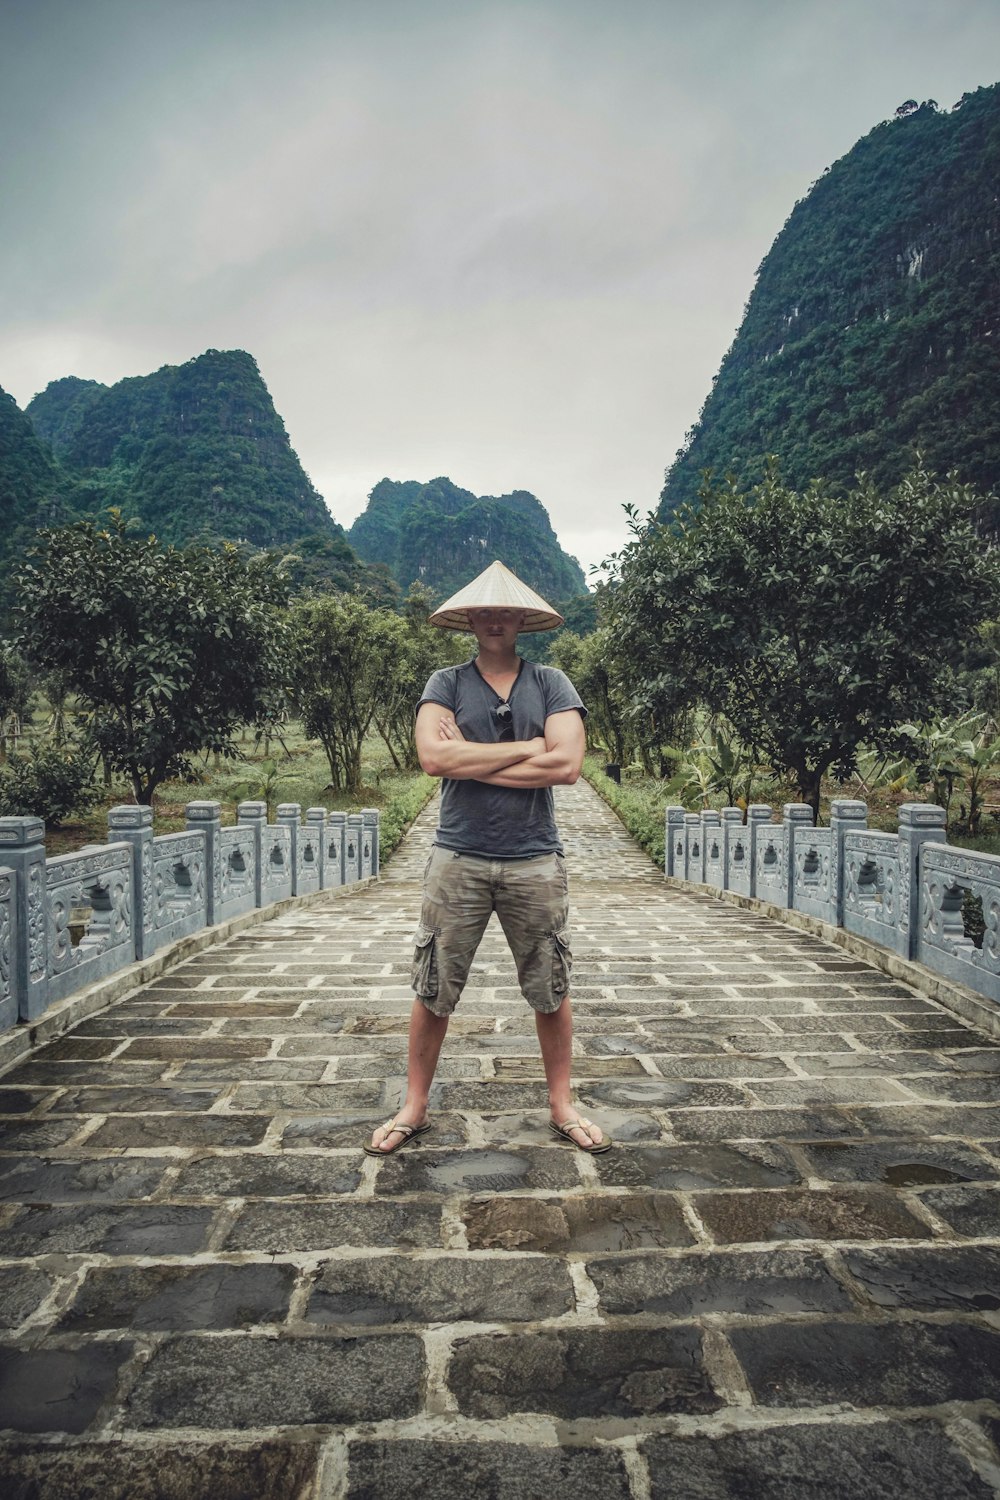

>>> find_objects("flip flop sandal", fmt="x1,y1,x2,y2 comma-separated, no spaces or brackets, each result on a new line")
363,1118,432,1156
550,1117,612,1154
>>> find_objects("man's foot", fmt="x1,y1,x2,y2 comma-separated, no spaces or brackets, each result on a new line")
549,1114,612,1154
364,1116,431,1155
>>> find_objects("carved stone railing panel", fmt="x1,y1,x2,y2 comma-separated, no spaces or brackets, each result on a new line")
262,825,293,903
218,826,258,923
918,844,1000,1004
0,867,15,1032
792,826,834,922
45,844,134,1005
326,812,346,888
150,831,208,948
702,810,723,886
754,824,787,905
841,830,903,953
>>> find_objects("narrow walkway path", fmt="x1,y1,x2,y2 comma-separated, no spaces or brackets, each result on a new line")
1,781,999,1498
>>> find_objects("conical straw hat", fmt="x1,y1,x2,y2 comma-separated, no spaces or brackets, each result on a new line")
428,560,564,633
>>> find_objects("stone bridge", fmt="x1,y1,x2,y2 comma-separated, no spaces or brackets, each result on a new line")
0,782,999,1498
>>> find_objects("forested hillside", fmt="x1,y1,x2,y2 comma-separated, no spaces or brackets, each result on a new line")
349,475,586,602
0,384,70,586
25,349,339,550
661,83,1000,518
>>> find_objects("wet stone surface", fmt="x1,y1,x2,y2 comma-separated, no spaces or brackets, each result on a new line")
345,1440,632,1499
125,1332,427,1428
729,1318,1000,1407
1,780,999,1486
306,1253,574,1325
642,1420,997,1499
589,1247,855,1317
0,1441,323,1500
448,1326,723,1419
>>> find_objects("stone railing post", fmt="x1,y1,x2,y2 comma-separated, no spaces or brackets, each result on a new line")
0,816,48,1020
306,807,327,888
721,808,743,890
701,808,722,890
830,799,867,925
664,807,685,878
327,811,346,887
782,803,814,909
276,804,302,897
185,801,222,927
362,808,380,878
237,801,268,907
898,802,947,959
347,812,364,883
746,805,773,898
108,805,154,959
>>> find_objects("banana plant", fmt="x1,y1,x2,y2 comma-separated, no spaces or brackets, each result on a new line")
953,717,1000,835
897,712,981,828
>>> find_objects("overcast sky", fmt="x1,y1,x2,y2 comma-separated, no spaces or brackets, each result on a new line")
2,0,998,577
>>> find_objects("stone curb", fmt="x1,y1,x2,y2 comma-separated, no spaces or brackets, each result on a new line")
0,877,378,1081
666,875,1000,1042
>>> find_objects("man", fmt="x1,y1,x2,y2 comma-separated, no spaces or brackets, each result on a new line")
366,560,609,1155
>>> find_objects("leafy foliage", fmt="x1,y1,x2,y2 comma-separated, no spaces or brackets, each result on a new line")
25,350,339,551
14,513,290,803
286,595,405,796
662,86,1000,520
608,466,1000,815
0,745,100,828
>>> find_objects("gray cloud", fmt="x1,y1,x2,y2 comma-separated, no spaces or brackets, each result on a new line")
3,0,999,572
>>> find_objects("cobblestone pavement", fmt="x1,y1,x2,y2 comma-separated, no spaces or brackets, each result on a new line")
1,780,999,1498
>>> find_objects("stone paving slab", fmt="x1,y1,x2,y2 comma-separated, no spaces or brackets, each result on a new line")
0,781,999,1497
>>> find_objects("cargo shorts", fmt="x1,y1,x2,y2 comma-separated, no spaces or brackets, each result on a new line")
411,846,573,1017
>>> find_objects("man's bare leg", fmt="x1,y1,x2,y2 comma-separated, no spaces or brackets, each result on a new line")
370,999,449,1151
535,997,604,1148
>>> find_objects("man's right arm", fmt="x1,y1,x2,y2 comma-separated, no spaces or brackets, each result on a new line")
415,701,545,779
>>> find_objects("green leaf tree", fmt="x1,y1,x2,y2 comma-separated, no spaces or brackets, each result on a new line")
607,466,1000,818
286,594,404,795
14,513,290,803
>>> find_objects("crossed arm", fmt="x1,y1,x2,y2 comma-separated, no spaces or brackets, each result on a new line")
415,701,585,788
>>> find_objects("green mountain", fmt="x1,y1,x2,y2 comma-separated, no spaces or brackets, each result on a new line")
660,84,1000,518
25,349,339,550
0,383,70,587
349,476,587,603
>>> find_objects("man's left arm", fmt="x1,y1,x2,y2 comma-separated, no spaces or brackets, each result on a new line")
475,709,585,788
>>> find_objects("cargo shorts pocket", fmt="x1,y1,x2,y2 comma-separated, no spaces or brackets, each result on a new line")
411,925,440,999
552,928,573,997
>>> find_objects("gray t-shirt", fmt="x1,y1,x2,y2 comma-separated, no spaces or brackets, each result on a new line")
418,658,587,859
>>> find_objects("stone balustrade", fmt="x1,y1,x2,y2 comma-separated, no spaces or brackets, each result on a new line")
666,798,1000,1010
0,800,379,1032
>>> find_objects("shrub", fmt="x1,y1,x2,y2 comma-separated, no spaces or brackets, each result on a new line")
378,773,437,860
0,746,101,828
